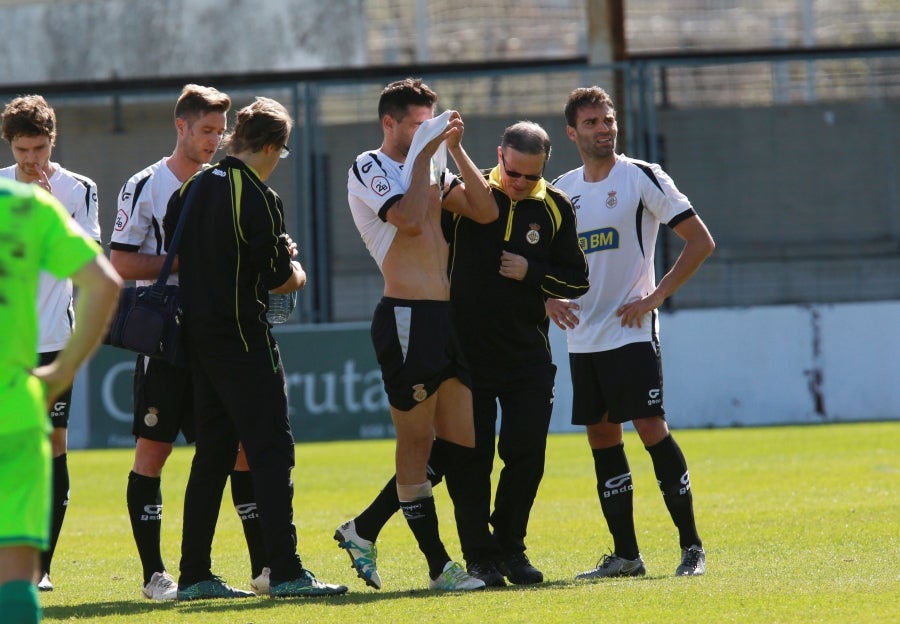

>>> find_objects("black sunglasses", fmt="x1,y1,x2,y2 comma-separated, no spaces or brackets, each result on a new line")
501,152,543,182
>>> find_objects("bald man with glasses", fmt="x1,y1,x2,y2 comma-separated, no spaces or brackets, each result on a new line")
439,120,589,586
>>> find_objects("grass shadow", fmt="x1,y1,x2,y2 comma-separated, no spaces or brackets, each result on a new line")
44,578,596,620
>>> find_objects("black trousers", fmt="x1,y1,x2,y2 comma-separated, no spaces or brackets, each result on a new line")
179,344,303,585
446,362,556,562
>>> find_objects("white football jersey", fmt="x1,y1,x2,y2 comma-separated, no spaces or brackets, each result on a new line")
347,149,446,269
0,164,100,352
110,157,181,287
552,154,695,353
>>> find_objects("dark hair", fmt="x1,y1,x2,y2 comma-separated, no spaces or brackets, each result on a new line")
223,97,293,155
173,84,231,124
1,94,56,143
501,121,552,161
564,86,615,127
377,78,437,122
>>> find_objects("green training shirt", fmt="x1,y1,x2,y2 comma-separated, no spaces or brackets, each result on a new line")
0,178,102,435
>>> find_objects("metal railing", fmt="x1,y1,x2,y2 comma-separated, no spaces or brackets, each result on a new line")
2,45,898,320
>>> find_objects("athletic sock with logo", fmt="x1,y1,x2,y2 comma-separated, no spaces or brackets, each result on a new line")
127,471,165,584
593,443,640,560
399,492,450,580
353,438,452,542
41,452,70,575
646,434,702,549
230,469,268,578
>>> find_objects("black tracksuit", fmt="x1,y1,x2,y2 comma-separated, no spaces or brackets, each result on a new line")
163,157,303,586
442,168,589,562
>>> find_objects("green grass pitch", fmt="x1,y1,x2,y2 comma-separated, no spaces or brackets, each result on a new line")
39,421,899,623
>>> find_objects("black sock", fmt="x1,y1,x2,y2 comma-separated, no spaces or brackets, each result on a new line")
646,434,702,549
399,495,450,579
353,439,453,542
353,476,398,542
127,471,165,584
41,453,70,575
425,436,455,486
593,443,640,560
230,470,268,578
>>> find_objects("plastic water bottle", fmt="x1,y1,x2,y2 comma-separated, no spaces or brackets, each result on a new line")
266,291,296,324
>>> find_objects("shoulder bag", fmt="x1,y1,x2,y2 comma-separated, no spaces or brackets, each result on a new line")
103,173,202,366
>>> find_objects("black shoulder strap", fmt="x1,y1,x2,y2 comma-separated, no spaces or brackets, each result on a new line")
154,170,204,289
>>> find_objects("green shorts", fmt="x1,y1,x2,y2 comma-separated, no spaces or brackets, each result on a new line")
0,427,51,550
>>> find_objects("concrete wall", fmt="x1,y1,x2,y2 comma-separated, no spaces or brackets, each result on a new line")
320,101,900,319
0,0,365,85
547,300,900,433
68,299,900,449
0,94,900,321
657,102,900,309
4,95,896,321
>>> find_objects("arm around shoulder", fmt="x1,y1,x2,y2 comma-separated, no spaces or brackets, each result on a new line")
445,144,497,224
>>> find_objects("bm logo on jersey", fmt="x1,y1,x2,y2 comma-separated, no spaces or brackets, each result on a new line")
579,227,618,253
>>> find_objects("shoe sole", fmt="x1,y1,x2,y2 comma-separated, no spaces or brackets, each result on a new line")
505,575,544,585
333,529,381,590
143,592,177,600
271,587,348,597
176,586,256,600
576,565,646,580
177,594,252,600
429,583,487,591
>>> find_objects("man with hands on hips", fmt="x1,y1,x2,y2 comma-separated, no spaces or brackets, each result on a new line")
549,86,714,580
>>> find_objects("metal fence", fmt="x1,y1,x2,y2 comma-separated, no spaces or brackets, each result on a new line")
2,46,898,321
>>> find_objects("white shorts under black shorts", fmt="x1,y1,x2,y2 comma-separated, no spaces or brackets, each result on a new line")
371,297,471,411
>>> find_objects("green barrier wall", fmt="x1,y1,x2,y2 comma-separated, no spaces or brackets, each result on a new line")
86,323,393,448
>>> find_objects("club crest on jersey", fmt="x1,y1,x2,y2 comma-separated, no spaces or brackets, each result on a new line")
114,208,128,231
370,175,390,196
606,191,618,208
144,407,159,427
526,223,541,245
